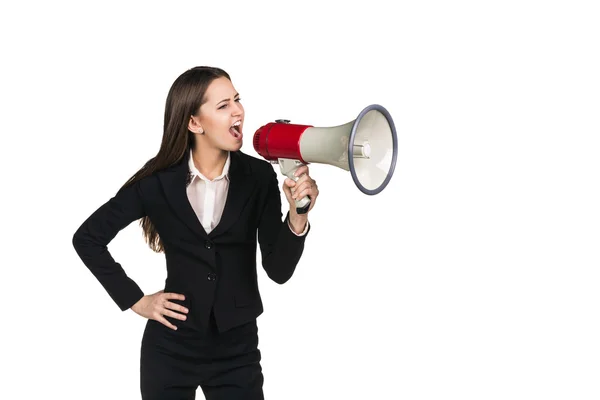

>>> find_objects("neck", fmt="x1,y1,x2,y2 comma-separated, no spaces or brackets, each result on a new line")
191,144,229,180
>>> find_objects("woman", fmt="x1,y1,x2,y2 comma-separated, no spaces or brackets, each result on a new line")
72,66,319,399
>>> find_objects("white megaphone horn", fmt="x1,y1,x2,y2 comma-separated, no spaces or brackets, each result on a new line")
253,104,398,214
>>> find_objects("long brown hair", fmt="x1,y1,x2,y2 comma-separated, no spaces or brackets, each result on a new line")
120,66,231,253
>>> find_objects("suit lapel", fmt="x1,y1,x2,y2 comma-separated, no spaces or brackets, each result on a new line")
157,151,209,241
209,150,255,238
157,149,255,242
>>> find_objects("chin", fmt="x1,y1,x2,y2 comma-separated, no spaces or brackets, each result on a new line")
229,140,243,151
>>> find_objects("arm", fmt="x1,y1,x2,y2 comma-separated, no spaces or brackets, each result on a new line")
258,167,310,284
72,179,146,311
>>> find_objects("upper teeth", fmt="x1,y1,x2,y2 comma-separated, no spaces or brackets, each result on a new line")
232,121,241,127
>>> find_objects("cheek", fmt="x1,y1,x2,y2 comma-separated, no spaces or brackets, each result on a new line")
203,114,229,133
220,115,232,132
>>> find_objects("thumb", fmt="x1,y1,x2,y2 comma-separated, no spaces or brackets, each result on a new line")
282,180,293,195
283,178,296,188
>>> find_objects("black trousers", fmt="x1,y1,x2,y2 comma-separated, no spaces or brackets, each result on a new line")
140,309,264,399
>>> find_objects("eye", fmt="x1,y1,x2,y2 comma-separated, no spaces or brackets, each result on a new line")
218,98,241,110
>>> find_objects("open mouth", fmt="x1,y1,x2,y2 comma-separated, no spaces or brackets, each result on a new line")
230,121,243,140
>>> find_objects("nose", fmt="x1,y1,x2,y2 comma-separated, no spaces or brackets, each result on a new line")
231,101,243,116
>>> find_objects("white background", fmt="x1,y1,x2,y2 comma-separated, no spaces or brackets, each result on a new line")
2,1,599,399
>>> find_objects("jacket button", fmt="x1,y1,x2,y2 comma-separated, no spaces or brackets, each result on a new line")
205,240,213,249
207,272,217,281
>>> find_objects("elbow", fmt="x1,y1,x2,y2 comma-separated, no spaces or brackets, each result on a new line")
72,226,91,256
72,229,82,251
265,264,296,285
273,274,292,285
273,276,292,285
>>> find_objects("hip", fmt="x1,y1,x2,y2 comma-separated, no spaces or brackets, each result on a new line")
141,315,259,361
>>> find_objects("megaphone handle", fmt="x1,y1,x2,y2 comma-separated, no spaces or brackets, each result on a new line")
278,158,311,214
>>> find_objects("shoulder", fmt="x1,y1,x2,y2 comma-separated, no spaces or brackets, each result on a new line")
117,173,156,198
121,159,173,195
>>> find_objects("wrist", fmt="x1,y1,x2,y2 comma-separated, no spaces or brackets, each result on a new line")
288,211,308,234
131,295,145,312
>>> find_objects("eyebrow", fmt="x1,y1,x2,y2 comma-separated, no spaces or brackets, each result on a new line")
217,93,240,105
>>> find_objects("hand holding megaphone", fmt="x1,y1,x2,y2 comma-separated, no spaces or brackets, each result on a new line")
253,104,398,214
278,155,313,214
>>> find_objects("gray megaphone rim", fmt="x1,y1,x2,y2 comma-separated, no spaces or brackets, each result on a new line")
348,104,398,195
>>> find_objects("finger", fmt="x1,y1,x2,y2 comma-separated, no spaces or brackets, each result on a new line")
295,185,319,201
284,178,296,187
162,308,187,321
294,190,312,201
307,188,318,210
157,317,177,331
290,177,311,191
156,315,178,330
292,181,315,199
294,165,309,177
164,301,189,314
291,175,310,193
163,292,186,301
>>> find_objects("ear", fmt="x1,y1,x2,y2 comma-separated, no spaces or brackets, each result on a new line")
188,115,204,134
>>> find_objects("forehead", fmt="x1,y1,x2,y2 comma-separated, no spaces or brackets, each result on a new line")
204,77,237,103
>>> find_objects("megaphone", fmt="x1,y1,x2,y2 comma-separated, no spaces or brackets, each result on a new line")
253,104,398,214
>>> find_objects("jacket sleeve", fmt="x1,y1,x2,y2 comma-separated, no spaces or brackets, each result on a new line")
72,180,147,311
257,167,310,284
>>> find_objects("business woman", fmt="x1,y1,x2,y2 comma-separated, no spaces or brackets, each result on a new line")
72,66,319,399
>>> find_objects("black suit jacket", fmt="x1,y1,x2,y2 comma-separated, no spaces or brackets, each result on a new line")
72,150,309,333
